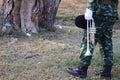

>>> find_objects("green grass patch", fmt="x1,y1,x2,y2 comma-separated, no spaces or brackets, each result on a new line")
56,14,75,20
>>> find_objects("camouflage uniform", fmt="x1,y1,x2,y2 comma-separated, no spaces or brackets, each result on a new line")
79,0,119,67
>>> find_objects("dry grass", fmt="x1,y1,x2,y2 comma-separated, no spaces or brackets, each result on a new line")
0,26,120,80
57,0,86,20
0,0,2,13
57,0,120,26
0,0,2,6
0,28,81,80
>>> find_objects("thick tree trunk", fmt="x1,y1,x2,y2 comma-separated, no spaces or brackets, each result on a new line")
0,0,61,35
20,0,38,33
39,0,61,31
13,0,21,31
0,0,13,34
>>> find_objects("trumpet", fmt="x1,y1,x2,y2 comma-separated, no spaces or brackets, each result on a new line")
84,19,96,56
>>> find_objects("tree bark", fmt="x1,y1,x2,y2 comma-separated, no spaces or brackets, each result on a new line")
39,0,61,31
0,0,61,35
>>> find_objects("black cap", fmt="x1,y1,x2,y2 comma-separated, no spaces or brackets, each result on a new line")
75,15,87,29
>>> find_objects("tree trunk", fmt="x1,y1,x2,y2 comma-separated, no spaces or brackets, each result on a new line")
39,0,61,31
0,0,61,35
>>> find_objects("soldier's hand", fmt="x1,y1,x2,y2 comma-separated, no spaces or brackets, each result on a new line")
84,8,93,20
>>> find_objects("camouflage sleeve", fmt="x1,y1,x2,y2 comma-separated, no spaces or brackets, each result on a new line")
114,0,118,7
87,0,98,12
115,0,119,19
115,0,119,13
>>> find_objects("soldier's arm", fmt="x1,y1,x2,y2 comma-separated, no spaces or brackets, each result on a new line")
87,0,98,12
115,0,118,7
84,0,95,20
115,0,119,19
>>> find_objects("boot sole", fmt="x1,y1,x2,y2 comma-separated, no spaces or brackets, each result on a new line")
67,68,87,78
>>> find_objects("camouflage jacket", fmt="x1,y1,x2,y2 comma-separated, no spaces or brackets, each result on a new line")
87,0,119,19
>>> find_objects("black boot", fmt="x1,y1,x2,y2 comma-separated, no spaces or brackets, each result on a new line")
66,66,88,78
101,65,112,78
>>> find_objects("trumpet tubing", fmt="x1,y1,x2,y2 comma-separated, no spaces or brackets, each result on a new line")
89,27,96,44
84,19,96,56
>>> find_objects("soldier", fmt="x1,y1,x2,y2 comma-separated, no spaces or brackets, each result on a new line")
67,0,119,78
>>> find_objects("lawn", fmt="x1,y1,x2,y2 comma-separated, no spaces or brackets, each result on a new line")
0,25,120,80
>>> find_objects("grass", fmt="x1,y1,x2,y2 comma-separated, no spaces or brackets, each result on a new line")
0,26,120,80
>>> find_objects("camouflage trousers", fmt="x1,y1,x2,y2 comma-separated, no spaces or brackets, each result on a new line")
79,16,116,67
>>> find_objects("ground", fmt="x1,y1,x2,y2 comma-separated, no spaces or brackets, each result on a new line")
0,0,120,80
0,26,120,80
